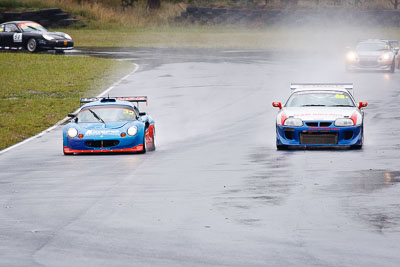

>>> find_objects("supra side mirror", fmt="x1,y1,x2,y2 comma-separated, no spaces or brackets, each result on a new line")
68,113,76,118
358,101,368,109
139,112,147,116
272,102,282,109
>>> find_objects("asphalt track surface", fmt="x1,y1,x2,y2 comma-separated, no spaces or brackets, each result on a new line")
1,48,400,266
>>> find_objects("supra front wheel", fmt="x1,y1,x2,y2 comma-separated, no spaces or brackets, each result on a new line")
351,127,364,150
276,144,287,150
26,38,37,53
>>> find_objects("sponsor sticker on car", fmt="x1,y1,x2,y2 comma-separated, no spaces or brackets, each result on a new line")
13,33,22,43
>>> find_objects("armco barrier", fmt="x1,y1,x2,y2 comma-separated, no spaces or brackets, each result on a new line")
0,8,79,27
174,7,400,26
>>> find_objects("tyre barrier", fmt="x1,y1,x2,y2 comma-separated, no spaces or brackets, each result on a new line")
173,7,400,26
0,8,81,28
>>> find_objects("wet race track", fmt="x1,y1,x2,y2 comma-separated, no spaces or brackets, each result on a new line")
1,48,400,266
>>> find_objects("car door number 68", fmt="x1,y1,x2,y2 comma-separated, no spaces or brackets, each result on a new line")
13,33,22,43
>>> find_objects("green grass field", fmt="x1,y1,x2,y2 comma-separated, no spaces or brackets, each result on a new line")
59,25,400,51
0,53,132,150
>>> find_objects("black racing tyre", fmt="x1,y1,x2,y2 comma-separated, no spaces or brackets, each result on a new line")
277,144,287,150
140,134,147,154
63,149,73,155
26,38,37,53
351,127,363,150
148,127,156,151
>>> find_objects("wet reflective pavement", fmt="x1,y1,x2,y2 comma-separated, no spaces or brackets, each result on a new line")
1,48,400,266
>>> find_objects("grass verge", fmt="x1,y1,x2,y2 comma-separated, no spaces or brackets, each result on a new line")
0,53,133,151
61,25,400,51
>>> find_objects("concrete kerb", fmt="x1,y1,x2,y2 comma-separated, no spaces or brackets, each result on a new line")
0,63,140,155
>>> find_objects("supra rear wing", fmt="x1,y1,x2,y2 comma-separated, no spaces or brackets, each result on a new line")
290,83,354,94
80,96,148,107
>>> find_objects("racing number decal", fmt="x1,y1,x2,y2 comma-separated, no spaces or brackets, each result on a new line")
13,33,22,43
124,109,134,116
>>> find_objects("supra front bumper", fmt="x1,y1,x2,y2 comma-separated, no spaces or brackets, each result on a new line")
276,123,362,147
63,134,144,153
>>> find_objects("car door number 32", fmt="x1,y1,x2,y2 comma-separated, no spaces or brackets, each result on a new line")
13,33,22,43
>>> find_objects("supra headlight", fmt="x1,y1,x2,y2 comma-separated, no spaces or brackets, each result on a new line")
346,52,358,61
284,118,303,127
127,126,138,136
335,118,354,127
42,34,54,40
64,33,72,40
381,53,391,60
67,128,78,138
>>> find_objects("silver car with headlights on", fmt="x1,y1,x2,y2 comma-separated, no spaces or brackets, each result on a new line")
345,39,399,73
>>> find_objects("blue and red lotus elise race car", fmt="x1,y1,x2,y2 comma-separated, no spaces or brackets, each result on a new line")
63,96,155,155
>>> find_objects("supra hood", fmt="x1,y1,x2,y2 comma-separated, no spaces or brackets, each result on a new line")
282,107,357,121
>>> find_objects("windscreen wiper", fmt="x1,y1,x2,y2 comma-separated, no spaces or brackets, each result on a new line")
88,109,105,124
330,105,353,107
301,104,326,106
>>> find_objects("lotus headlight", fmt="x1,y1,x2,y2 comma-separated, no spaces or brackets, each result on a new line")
346,52,358,61
67,128,78,138
334,118,354,127
284,118,303,127
127,126,138,136
381,53,391,60
42,34,54,40
64,33,72,40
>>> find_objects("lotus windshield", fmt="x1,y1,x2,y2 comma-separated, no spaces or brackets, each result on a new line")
357,42,390,51
285,91,355,107
77,105,137,123
19,22,47,32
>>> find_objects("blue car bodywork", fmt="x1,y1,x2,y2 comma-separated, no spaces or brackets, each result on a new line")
63,97,155,155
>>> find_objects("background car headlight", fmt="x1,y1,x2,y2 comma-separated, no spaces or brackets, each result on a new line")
346,52,357,61
67,128,78,138
127,126,138,136
42,34,54,40
284,118,303,126
335,118,354,127
381,53,391,60
64,33,72,40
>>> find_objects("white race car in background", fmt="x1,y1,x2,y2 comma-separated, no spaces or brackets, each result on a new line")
272,83,368,150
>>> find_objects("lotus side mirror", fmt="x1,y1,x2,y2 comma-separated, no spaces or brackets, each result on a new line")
358,101,368,109
272,102,282,110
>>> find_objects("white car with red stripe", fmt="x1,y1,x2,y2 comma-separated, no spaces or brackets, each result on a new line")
272,83,368,149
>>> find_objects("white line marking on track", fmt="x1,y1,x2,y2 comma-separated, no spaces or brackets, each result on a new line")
0,63,140,155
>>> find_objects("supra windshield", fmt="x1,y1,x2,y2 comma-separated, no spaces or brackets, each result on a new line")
357,42,390,51
285,91,355,107
19,23,47,32
77,105,137,123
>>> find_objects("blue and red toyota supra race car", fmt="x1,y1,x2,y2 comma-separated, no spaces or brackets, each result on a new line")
272,83,368,150
63,96,155,155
